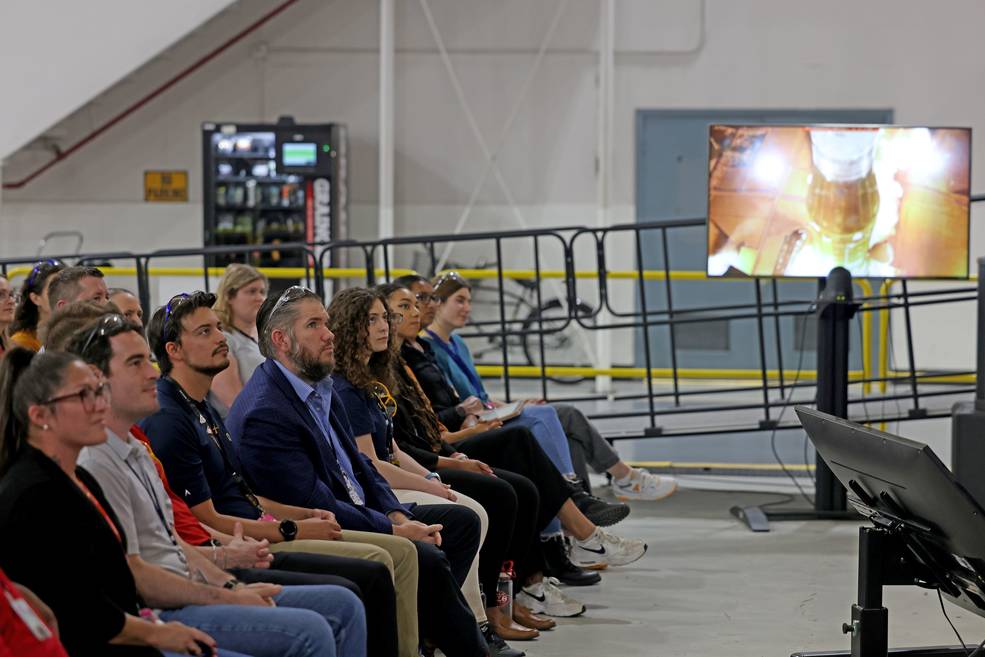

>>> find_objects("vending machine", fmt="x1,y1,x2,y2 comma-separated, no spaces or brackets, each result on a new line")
202,116,348,269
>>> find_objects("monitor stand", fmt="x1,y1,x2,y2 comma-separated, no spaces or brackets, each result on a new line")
792,525,966,657
732,267,861,532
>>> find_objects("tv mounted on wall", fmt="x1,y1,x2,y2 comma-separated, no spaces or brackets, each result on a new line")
706,124,971,279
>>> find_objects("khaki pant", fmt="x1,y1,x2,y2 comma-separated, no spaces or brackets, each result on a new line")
269,530,420,657
395,488,489,623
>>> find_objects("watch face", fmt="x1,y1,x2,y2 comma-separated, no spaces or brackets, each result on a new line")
279,519,298,539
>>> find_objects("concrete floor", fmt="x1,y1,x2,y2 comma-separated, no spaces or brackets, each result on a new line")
516,484,983,657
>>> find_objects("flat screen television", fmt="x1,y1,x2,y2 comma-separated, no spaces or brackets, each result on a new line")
706,125,971,279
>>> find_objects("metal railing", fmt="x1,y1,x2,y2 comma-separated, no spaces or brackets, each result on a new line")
0,220,976,442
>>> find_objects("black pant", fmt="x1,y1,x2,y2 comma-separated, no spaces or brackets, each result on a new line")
442,467,535,598
411,503,486,657
233,550,397,657
456,424,572,583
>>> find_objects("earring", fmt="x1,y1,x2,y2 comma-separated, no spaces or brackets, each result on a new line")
42,424,50,431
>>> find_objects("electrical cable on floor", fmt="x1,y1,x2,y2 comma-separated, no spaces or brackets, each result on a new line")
937,589,970,656
764,305,815,507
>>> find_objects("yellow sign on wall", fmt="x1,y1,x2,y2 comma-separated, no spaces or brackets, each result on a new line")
144,170,188,202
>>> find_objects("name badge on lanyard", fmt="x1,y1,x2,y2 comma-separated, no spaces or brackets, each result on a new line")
5,590,53,641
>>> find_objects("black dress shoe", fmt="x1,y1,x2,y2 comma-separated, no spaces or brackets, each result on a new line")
481,623,526,657
568,482,631,527
541,534,602,586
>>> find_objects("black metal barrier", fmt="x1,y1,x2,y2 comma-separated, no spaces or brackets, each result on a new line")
0,220,976,442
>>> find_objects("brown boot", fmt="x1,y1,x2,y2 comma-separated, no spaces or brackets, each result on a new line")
512,601,557,631
488,606,540,641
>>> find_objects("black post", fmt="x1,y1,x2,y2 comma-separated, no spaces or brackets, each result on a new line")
976,257,985,410
813,266,859,513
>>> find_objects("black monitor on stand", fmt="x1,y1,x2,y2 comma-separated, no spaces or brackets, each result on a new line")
793,407,985,657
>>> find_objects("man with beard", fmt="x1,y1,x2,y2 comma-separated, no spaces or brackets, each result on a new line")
139,291,423,657
226,286,488,657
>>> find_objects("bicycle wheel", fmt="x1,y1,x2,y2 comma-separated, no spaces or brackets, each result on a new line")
521,299,596,384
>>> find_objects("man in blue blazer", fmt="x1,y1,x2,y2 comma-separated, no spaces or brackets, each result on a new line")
227,286,487,657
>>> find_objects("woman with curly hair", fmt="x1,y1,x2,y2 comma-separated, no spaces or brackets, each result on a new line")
8,260,65,352
0,275,14,358
327,287,534,656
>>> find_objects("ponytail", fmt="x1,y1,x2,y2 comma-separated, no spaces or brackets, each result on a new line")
0,348,79,475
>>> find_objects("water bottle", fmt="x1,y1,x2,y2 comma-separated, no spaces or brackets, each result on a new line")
496,561,515,621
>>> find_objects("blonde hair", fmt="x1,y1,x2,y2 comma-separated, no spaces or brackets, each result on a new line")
213,264,268,329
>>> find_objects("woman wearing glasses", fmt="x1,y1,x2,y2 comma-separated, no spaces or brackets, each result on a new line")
211,265,269,417
0,348,224,657
8,260,65,352
327,288,532,657
0,276,15,358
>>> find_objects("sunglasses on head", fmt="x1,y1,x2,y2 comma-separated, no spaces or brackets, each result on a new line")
79,314,128,356
271,285,316,316
25,259,63,288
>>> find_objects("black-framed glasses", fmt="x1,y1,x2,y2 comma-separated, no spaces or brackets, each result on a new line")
25,259,63,288
44,382,111,412
414,292,438,304
79,313,128,356
271,285,316,316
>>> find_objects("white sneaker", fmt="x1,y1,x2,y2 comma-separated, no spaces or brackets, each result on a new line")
614,468,678,501
570,527,647,568
516,577,586,617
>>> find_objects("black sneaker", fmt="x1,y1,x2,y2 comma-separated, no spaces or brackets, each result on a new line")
568,484,631,527
481,623,525,657
541,534,602,586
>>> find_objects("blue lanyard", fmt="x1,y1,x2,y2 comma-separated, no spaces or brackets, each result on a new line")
425,330,485,399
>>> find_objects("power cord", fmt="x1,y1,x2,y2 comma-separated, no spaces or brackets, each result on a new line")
937,589,971,656
765,303,815,507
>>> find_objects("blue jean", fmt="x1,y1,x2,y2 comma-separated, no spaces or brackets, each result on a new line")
509,404,576,533
159,584,366,657
164,652,250,657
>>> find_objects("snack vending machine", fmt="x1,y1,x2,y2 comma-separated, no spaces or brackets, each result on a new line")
202,116,348,269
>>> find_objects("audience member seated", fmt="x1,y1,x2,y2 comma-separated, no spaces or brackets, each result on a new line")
8,260,64,351
0,276,13,359
109,288,145,327
210,264,268,417
0,348,222,656
0,566,68,657
226,286,490,657
47,266,111,311
385,283,647,595
422,272,676,508
42,300,122,350
327,286,531,655
139,292,421,657
68,316,366,657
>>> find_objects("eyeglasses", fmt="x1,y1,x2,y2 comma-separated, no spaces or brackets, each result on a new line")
163,293,191,324
79,314,127,356
433,271,467,288
369,312,402,327
371,381,397,418
414,292,438,304
271,285,316,316
25,259,63,288
44,381,112,412
0,288,12,302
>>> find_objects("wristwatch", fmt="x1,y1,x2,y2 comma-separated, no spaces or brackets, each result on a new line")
278,519,299,541
424,471,442,482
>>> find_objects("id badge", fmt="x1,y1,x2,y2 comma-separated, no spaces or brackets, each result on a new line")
5,590,53,641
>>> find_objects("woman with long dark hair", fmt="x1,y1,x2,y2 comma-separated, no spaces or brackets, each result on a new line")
8,260,65,352
327,287,538,657
0,348,221,656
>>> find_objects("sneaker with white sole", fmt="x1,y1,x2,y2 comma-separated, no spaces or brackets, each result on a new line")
516,577,586,618
570,527,647,568
614,468,678,501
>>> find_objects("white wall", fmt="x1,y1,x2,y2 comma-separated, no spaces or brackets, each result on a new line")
0,0,237,161
1,0,983,367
